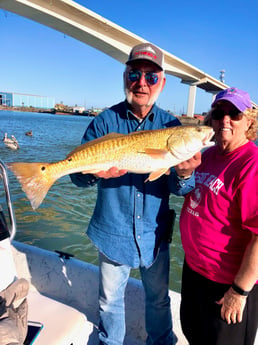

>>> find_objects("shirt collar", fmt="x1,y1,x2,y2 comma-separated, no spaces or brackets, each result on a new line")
125,100,155,122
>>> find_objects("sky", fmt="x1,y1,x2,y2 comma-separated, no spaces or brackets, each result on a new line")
0,0,257,115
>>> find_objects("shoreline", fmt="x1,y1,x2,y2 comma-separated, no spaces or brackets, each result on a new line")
0,106,203,124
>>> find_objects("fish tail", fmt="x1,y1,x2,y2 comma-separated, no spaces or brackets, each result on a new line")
7,162,57,210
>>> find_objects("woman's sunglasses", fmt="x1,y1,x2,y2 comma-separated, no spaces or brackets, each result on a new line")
128,70,159,85
211,108,244,121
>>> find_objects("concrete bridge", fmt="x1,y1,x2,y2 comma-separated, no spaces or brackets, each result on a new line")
0,0,256,113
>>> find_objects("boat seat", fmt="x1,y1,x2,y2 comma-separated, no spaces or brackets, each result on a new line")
25,290,94,345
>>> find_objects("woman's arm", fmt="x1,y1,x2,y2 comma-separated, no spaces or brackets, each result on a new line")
217,233,258,324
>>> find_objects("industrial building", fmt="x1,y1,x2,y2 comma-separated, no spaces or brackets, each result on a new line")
0,91,55,109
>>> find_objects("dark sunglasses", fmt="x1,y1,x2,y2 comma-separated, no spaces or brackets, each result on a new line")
211,108,244,121
128,70,159,85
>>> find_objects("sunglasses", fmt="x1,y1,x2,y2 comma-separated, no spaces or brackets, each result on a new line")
127,70,159,85
211,108,244,121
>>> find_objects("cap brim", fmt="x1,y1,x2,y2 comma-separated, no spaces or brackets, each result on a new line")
126,58,163,71
212,97,246,112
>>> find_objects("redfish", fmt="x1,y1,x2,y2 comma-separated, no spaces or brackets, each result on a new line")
7,125,214,210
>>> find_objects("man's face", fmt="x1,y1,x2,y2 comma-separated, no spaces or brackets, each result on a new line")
124,61,165,109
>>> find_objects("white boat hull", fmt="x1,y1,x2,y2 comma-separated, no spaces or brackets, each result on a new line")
12,241,188,345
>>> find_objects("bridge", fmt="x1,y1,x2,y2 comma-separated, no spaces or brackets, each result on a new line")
0,0,256,113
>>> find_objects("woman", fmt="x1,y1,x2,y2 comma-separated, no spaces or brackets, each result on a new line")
179,87,258,345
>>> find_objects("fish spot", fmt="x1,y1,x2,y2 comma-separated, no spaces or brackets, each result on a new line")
68,158,72,162
41,166,46,171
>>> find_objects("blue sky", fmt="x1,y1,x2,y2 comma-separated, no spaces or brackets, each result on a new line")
0,0,257,114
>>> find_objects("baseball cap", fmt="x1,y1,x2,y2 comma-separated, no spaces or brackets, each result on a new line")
126,43,164,71
212,87,252,112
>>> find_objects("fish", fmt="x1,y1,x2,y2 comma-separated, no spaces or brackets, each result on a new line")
7,125,214,210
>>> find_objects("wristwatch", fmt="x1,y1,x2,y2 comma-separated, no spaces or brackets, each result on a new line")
231,282,250,296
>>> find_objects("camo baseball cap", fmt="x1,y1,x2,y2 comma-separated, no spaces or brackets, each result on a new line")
212,87,252,112
126,43,164,71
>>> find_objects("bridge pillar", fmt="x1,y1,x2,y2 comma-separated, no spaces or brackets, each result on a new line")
186,85,196,117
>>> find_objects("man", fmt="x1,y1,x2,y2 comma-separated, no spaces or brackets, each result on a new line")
71,42,201,345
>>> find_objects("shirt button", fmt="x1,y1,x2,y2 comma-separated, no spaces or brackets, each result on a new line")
137,193,141,197
137,235,141,239
137,215,141,219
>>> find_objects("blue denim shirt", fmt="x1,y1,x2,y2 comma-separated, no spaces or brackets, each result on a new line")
70,101,195,268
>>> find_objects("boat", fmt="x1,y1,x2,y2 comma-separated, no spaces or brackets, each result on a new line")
0,159,188,345
2,133,19,150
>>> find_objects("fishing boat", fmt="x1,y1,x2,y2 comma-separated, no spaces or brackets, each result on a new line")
0,159,188,345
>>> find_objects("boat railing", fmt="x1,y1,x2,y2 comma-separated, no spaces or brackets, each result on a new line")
0,159,16,241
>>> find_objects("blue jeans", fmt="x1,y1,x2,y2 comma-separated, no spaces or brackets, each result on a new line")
98,245,177,345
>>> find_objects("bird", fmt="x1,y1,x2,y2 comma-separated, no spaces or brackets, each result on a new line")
2,133,19,150
25,130,33,136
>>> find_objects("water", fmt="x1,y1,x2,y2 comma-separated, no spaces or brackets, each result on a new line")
0,110,195,292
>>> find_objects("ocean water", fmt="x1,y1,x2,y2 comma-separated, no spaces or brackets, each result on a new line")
0,110,185,291
3,110,256,292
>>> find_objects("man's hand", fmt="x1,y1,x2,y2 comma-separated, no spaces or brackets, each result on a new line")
83,152,202,180
174,151,202,178
92,167,128,179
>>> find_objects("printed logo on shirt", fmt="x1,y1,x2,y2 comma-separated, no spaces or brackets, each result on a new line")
186,206,199,217
190,186,202,209
186,172,224,217
195,172,224,195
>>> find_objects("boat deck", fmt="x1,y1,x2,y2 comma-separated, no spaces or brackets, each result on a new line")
12,241,188,345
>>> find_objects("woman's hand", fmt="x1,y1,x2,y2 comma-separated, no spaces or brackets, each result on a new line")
216,288,247,324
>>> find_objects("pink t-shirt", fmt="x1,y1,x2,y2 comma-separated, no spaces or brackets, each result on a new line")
180,141,258,284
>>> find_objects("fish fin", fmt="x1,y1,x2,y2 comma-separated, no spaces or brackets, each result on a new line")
67,133,125,157
145,168,169,182
7,162,57,210
140,148,168,159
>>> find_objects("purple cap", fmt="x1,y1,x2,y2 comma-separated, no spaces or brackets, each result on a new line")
126,43,164,70
212,87,252,112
